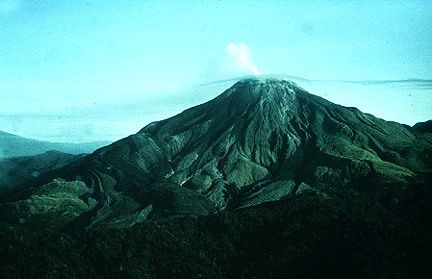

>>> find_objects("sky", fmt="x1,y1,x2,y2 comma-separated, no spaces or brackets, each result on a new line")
0,0,431,143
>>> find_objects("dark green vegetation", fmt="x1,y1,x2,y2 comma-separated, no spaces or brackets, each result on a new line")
1,189,431,278
0,78,431,278
0,130,108,158
0,151,85,197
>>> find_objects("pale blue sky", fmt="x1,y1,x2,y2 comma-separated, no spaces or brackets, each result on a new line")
0,0,431,142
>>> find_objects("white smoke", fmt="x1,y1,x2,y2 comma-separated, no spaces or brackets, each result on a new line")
226,43,261,75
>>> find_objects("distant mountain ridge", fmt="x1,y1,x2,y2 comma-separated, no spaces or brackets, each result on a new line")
0,130,109,158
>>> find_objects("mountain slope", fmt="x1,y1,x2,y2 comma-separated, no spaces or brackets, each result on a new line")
0,130,109,158
132,78,430,208
1,78,430,229
0,78,431,277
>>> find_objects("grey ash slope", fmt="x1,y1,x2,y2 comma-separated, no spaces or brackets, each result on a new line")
1,78,431,228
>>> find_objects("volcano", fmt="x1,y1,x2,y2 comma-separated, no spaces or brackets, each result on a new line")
0,78,431,277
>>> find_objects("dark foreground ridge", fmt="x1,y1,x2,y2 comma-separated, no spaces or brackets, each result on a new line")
0,78,431,278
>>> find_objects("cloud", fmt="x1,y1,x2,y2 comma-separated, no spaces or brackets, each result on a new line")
226,43,261,75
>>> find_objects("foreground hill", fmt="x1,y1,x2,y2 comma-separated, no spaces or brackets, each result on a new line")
0,130,108,158
0,78,431,277
0,151,85,197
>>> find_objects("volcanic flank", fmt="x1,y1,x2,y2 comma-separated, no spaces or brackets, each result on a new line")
2,78,431,227
0,78,431,277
